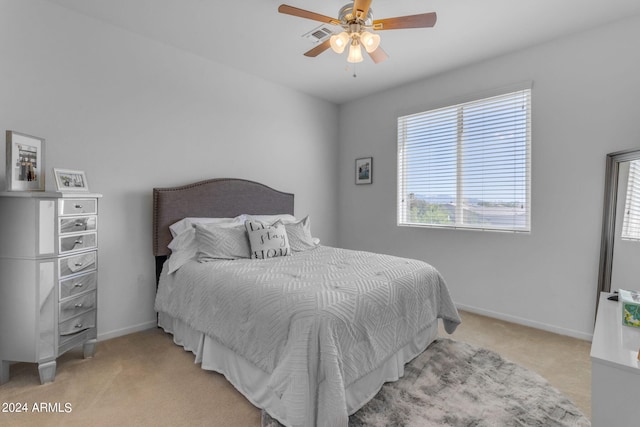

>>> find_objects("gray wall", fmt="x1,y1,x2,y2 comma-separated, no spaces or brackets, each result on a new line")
337,14,640,340
0,0,339,340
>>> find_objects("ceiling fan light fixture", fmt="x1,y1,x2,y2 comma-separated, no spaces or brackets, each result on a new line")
347,42,364,63
330,31,349,53
278,2,437,66
360,31,380,53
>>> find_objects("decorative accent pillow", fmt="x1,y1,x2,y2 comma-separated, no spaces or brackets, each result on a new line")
195,223,250,261
244,220,291,259
285,215,318,252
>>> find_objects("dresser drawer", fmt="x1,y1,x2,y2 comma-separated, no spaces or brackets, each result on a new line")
58,327,95,354
59,199,97,216
59,310,96,336
59,232,97,254
59,251,96,278
60,271,97,300
59,216,97,234
59,291,96,322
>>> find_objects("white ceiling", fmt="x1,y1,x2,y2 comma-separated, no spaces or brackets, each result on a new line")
45,0,640,104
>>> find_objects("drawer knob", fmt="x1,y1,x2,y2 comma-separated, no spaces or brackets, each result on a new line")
74,262,83,267
74,204,83,209
74,239,83,245
74,222,84,227
74,303,83,308
74,323,83,329
73,283,84,288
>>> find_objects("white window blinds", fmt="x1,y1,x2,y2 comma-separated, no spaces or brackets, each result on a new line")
397,88,532,232
622,160,640,241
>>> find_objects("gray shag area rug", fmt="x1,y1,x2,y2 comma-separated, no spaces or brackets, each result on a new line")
261,338,590,427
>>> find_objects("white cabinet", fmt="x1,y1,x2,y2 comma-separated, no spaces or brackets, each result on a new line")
0,192,101,384
591,292,640,425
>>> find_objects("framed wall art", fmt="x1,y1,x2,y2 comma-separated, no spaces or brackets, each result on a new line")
5,130,45,191
355,157,372,185
53,168,89,192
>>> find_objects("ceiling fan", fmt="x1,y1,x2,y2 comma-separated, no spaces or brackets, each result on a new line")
278,0,437,64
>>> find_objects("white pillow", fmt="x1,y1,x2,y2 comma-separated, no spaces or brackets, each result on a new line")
245,220,291,259
166,227,197,274
239,214,298,225
285,215,318,252
196,223,250,261
169,217,241,238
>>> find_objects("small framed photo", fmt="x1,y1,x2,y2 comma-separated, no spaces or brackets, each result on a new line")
355,157,372,185
5,130,45,191
53,168,89,192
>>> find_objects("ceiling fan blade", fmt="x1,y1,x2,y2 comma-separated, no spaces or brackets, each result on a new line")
352,0,372,20
367,46,388,64
278,4,340,25
304,39,332,57
373,12,437,30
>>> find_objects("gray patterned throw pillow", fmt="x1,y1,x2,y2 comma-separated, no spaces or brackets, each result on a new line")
195,223,250,260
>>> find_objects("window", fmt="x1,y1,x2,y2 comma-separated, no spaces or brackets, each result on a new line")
622,160,640,241
397,87,531,232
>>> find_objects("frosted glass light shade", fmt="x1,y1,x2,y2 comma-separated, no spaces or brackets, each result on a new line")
347,43,363,63
360,31,381,53
330,32,349,53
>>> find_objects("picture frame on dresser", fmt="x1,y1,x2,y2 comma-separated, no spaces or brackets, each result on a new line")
5,130,45,192
53,168,89,192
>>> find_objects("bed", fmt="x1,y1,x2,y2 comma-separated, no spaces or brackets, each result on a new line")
152,178,461,427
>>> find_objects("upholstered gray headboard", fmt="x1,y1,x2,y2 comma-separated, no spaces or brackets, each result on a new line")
152,178,294,279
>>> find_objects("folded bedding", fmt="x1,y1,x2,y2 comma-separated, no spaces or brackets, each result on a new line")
155,245,460,427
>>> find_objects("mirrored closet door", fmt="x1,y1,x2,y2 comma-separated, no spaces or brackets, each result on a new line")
598,149,640,299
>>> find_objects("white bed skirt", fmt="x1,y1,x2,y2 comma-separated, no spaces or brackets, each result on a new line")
158,311,439,426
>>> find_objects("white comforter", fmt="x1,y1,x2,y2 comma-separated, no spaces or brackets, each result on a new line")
155,246,460,426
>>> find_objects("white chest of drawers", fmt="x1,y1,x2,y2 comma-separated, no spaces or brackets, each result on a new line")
591,292,640,425
0,192,102,384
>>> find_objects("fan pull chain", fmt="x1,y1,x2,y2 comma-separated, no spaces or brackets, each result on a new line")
345,63,357,78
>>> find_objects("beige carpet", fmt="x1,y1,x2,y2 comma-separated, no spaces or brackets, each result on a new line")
0,311,591,426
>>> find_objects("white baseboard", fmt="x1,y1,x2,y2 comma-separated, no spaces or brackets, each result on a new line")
97,320,158,342
455,303,594,342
